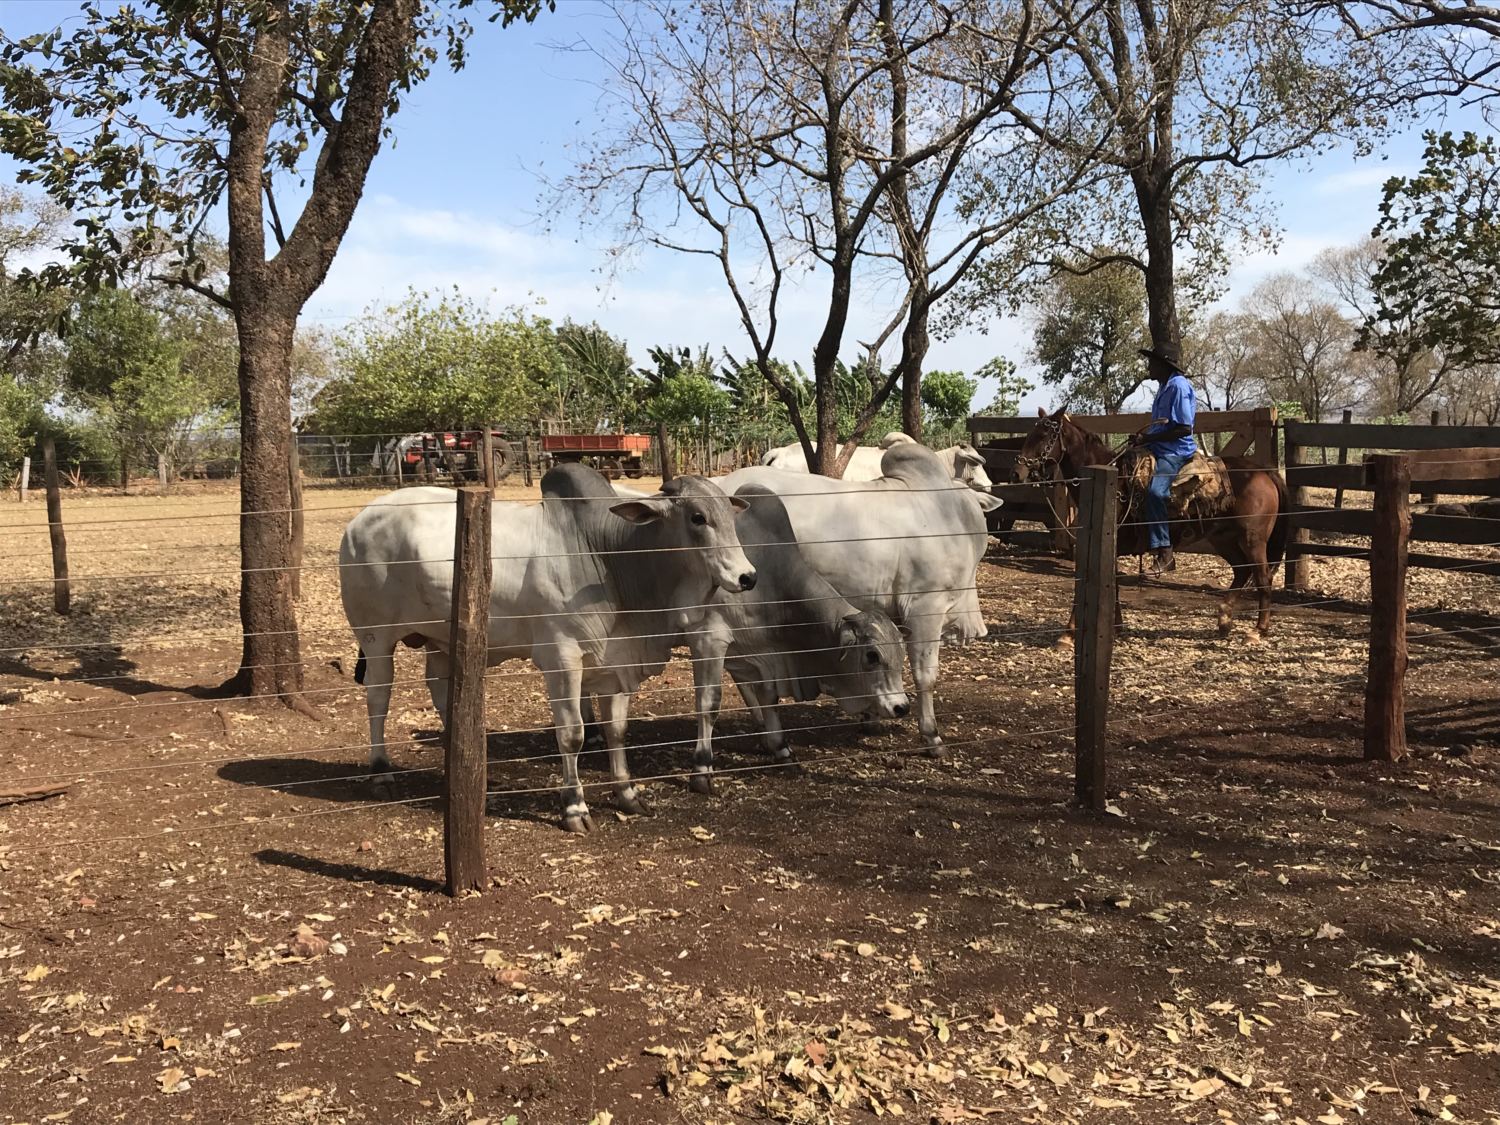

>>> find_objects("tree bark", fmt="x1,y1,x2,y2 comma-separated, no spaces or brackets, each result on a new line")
811,266,851,476
1133,172,1179,351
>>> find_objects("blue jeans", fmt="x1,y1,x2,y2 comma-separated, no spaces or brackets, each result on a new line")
1146,452,1190,549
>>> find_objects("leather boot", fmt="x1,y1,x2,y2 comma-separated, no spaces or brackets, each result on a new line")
1146,546,1176,576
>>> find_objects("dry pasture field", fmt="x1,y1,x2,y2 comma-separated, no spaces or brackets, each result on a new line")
0,479,1498,1125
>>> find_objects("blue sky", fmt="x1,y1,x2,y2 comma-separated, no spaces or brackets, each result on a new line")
2,1,1488,413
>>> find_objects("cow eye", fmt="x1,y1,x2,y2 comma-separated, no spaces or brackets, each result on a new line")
690,512,707,526
865,650,880,666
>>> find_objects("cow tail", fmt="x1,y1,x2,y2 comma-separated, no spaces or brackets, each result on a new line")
354,648,366,685
1267,471,1290,576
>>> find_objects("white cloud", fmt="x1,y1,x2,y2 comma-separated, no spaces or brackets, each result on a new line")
1311,164,1408,196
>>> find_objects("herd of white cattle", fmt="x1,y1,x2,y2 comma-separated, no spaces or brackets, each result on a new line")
338,436,1002,832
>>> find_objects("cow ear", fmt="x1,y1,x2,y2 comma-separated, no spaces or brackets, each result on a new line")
838,616,860,648
973,491,1004,513
609,498,672,524
895,622,912,640
728,495,750,514
957,447,985,466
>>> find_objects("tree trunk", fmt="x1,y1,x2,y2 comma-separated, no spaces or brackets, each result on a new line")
656,419,674,483
899,297,930,440
119,445,129,494
227,309,308,707
1133,174,1180,351
812,263,853,476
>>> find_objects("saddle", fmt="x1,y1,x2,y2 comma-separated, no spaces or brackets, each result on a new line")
1120,449,1232,522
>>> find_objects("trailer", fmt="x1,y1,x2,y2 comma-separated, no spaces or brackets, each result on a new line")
540,433,652,479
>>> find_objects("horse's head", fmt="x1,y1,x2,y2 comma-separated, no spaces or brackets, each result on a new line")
1015,407,1071,482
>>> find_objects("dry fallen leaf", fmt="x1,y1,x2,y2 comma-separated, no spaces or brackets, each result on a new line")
156,1066,188,1094
395,1071,422,1086
290,923,329,959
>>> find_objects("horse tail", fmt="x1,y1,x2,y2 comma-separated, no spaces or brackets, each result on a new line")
1267,470,1291,575
354,648,366,685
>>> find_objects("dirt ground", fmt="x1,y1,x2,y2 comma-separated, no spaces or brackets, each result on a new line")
0,478,1497,1125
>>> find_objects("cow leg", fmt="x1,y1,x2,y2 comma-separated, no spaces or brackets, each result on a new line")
906,624,947,759
600,692,650,815
690,671,724,797
356,640,398,775
424,647,451,730
750,681,790,762
541,663,592,834
580,693,605,751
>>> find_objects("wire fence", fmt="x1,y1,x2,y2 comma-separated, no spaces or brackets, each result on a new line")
0,457,1494,880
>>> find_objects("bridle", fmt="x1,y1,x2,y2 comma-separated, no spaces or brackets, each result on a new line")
1015,415,1065,484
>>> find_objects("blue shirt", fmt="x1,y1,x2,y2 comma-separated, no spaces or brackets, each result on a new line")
1145,373,1197,458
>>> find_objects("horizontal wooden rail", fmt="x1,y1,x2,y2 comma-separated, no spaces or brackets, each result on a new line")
1284,420,1500,450
1286,541,1500,577
971,409,1264,436
1290,463,1500,495
1293,506,1500,545
1392,447,1500,484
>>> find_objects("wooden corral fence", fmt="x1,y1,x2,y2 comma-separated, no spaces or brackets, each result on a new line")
1284,419,1500,589
969,408,1278,554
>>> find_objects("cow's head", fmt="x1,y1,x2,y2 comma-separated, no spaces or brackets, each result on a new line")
952,442,994,492
829,611,909,720
610,476,756,593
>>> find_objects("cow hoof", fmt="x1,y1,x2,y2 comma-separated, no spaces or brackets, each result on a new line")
562,813,595,835
688,772,715,797
617,792,654,817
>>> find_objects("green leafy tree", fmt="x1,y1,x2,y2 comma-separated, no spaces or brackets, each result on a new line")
0,0,549,704
1369,131,1500,375
920,370,978,437
639,345,729,475
65,287,226,488
973,356,1034,416
717,358,808,456
1031,259,1149,411
554,321,641,431
319,290,555,436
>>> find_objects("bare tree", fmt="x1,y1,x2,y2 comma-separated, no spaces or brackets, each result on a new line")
1242,273,1370,421
1186,311,1260,412
564,0,1096,473
972,1,1407,357
1311,238,1452,414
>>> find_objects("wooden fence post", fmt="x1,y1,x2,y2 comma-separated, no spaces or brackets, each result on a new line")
480,425,496,490
521,434,534,487
1333,408,1353,510
445,486,492,896
1073,465,1117,810
1420,409,1441,506
1049,476,1074,559
157,452,169,492
1251,406,1278,469
1364,454,1410,763
42,438,69,616
288,440,304,602
1284,428,1308,590
18,456,30,504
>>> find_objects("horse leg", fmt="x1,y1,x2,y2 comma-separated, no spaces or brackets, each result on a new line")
1217,546,1252,637
1250,541,1273,637
601,692,649,815
1057,604,1077,649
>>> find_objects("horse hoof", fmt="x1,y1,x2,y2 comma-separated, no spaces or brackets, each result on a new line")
616,792,653,817
562,813,594,835
1055,634,1075,650
924,740,948,761
688,772,715,797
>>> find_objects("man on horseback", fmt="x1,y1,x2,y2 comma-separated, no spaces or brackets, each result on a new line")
1129,343,1197,576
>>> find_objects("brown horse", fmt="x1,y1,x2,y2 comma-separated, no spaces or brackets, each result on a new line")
1016,408,1289,637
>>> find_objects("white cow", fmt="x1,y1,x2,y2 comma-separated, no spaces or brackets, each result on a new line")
339,465,756,833
675,484,910,793
760,432,993,491
721,443,1002,756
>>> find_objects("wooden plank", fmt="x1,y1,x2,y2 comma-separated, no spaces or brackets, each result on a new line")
1292,461,1500,495
1295,506,1500,545
969,409,1262,436
1397,447,1500,484
0,782,70,807
1285,433,1309,590
1251,405,1279,469
1286,541,1500,577
42,437,70,616
480,426,496,490
1364,455,1409,763
1049,478,1074,558
1072,466,1117,811
445,486,493,896
1333,408,1353,509
1284,419,1500,450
